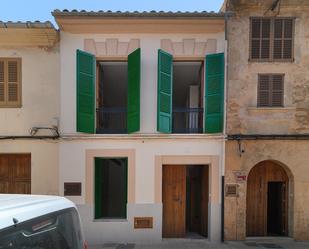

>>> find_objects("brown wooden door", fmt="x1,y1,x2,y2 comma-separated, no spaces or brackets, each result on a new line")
246,161,288,236
162,165,186,238
200,165,209,237
0,154,31,194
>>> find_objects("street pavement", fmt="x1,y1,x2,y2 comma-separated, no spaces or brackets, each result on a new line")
90,237,309,249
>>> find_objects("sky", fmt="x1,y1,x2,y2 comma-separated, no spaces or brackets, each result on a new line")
0,0,223,27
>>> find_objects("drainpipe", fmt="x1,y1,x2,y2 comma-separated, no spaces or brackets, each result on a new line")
221,175,225,242
221,9,234,243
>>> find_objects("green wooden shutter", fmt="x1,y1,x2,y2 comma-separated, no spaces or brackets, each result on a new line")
76,49,95,133
127,48,141,133
157,49,173,133
204,53,225,133
94,158,103,219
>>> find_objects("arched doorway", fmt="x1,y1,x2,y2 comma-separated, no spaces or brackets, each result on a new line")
246,161,289,237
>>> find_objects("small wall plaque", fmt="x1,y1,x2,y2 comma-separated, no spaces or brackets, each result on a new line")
64,182,82,196
134,217,153,229
225,184,238,197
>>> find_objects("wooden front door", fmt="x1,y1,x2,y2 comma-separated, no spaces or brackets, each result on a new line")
246,161,288,236
162,165,186,238
0,154,31,194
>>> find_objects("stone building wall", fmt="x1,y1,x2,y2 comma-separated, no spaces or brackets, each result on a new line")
225,140,309,240
226,1,309,135
224,0,309,241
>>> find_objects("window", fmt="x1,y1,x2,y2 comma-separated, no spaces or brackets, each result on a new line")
250,18,294,61
157,50,225,134
94,158,128,219
96,61,128,134
0,208,83,249
0,58,21,107
172,61,204,133
76,49,140,134
258,74,284,107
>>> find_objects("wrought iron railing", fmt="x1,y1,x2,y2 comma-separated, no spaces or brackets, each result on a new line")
96,107,127,134
172,107,203,133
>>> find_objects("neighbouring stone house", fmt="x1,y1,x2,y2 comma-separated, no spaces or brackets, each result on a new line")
223,0,309,241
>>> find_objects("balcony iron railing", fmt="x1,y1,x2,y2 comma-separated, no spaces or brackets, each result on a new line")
172,107,203,133
96,107,203,134
96,107,127,134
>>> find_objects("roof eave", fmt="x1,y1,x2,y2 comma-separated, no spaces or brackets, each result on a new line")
54,15,225,34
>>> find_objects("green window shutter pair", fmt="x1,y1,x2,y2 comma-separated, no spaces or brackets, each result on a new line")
156,50,225,134
76,48,141,134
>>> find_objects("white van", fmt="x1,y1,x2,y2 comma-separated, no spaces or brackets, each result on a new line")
0,194,88,249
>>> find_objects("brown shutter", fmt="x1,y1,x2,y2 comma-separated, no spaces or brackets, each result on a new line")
7,60,19,102
0,61,4,103
273,19,283,59
271,75,284,107
258,74,284,107
251,19,261,59
250,18,271,60
0,58,21,107
273,19,293,60
258,75,271,107
261,19,271,59
283,19,293,59
251,18,294,61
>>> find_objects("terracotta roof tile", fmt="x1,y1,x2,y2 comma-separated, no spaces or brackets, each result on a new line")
52,9,224,18
0,21,55,29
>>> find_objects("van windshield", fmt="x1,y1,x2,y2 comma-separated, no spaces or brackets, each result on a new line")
0,208,83,249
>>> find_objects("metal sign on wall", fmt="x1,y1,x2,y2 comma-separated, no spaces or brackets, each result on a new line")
233,171,247,182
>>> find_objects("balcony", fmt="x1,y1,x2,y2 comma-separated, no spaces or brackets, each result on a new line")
96,107,203,134
172,107,203,134
96,107,127,134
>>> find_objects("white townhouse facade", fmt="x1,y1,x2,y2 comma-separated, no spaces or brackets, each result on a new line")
53,10,226,243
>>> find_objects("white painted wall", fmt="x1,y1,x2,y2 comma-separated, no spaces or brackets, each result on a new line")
59,32,225,134
0,47,60,196
59,137,223,243
0,47,60,135
59,138,223,204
